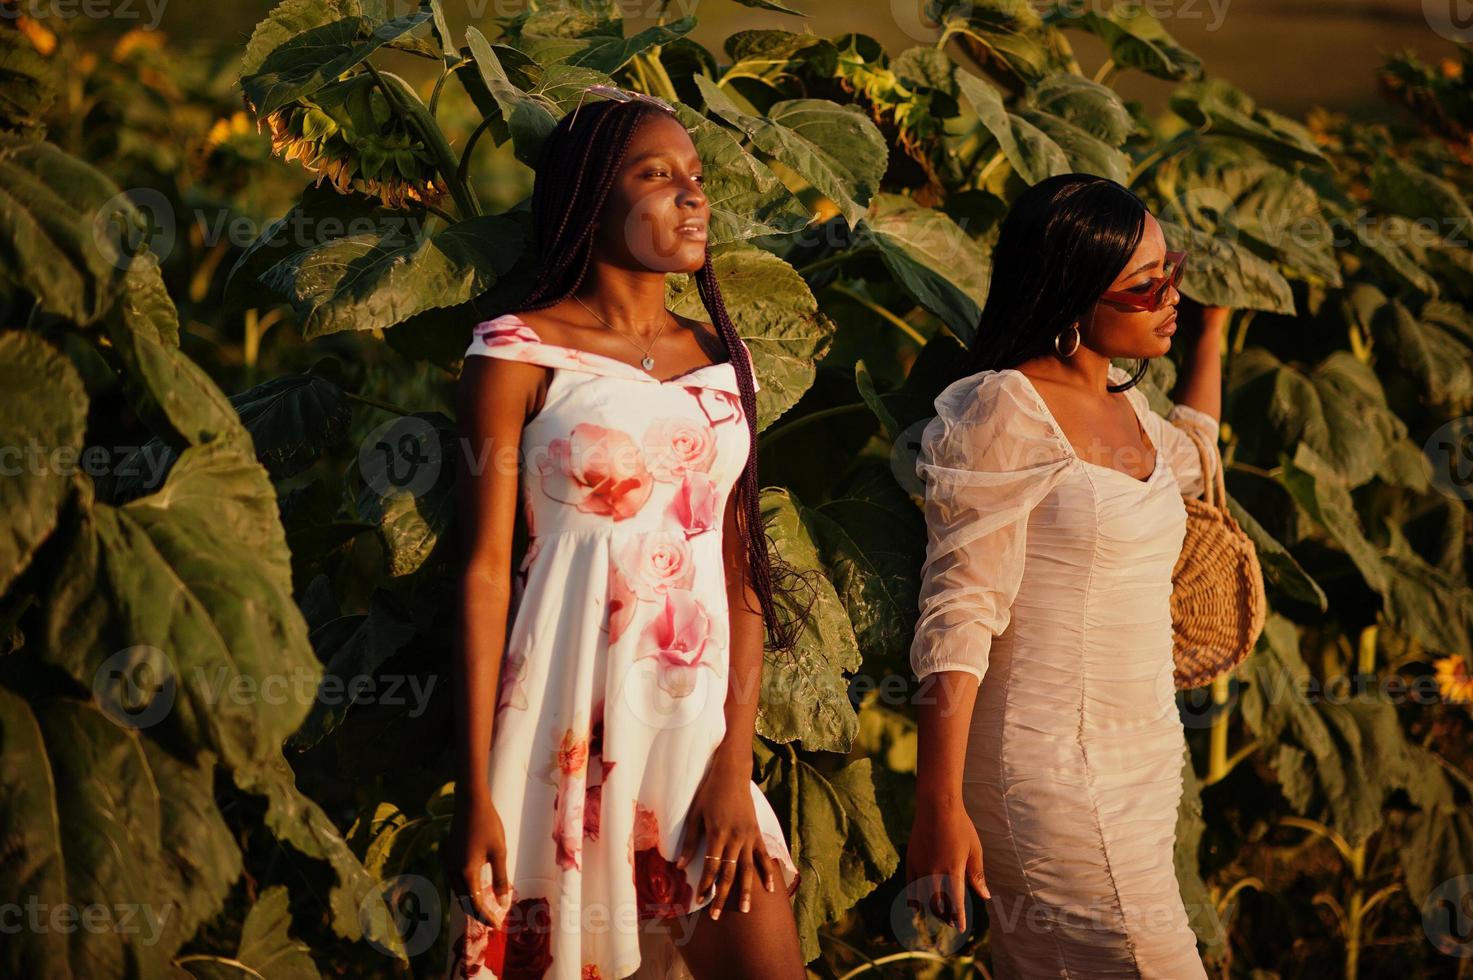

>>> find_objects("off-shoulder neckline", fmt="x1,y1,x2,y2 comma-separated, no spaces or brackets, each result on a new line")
470,313,740,388
997,367,1161,485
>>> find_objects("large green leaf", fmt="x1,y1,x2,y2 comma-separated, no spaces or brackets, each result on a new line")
1229,348,1404,488
928,0,1053,82
0,26,58,134
177,885,322,979
1049,3,1203,80
0,136,139,325
1169,79,1325,165
955,70,1069,186
0,332,86,595
808,463,925,671
1239,613,1421,845
259,211,525,340
754,744,899,961
673,105,813,246
855,193,990,342
231,371,353,481
1024,73,1135,144
233,748,407,958
0,690,242,979
43,442,320,772
1280,444,1473,658
1173,748,1227,958
347,410,456,578
1351,285,1473,405
240,3,431,115
1158,217,1294,314
1018,107,1130,183
695,75,886,229
755,489,862,753
666,241,831,430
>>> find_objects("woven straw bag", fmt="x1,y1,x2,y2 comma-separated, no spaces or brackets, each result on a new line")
1169,420,1266,690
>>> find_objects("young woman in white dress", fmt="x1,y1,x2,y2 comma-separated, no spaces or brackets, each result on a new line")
904,173,1225,978
445,87,808,979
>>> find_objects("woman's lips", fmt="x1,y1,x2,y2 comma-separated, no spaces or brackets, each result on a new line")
676,224,707,240
1155,311,1178,336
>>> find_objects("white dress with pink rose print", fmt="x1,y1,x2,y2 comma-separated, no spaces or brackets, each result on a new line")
445,314,801,980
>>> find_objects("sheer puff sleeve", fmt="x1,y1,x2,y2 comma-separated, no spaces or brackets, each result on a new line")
1109,364,1221,501
909,370,1074,686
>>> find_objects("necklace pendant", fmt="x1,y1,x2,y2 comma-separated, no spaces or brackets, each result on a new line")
641,355,655,371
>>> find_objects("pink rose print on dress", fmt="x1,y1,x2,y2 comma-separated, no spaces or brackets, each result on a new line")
475,319,540,347
686,386,743,427
628,801,661,866
668,471,719,538
637,589,721,698
641,417,717,483
605,565,638,645
536,423,653,520
552,779,586,870
615,532,695,600
584,783,604,842
634,846,694,920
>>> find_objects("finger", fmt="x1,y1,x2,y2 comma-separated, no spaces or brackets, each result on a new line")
966,846,990,901
676,813,704,872
947,869,968,932
696,831,726,898
753,841,775,894
458,866,493,927
737,844,755,913
488,851,512,924
708,848,740,920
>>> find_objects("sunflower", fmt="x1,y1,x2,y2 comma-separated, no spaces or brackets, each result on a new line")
1434,654,1473,705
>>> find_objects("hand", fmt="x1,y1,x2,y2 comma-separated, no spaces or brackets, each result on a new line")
675,760,777,919
904,795,989,932
442,791,512,929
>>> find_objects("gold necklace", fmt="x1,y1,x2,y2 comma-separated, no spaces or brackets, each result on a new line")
574,295,670,373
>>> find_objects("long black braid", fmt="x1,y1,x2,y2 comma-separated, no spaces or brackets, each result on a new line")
473,98,815,658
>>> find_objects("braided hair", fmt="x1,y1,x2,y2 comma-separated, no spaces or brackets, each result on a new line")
473,97,814,658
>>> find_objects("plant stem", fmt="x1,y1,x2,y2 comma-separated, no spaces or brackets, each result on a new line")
796,251,854,277
365,61,481,220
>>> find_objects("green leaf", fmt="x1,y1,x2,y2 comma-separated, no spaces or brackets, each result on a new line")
0,690,242,979
0,25,59,134
755,489,862,752
241,8,432,115
228,885,322,979
260,211,525,340
695,75,887,229
673,104,813,246
730,0,806,14
230,372,353,481
1157,217,1294,314
1169,79,1325,165
929,0,1053,82
1225,492,1328,611
1173,747,1227,957
1239,613,1422,845
855,193,990,342
666,241,831,430
1024,73,1135,144
1018,107,1130,183
955,70,1069,186
809,463,925,671
754,745,899,961
233,748,407,957
289,590,418,749
43,442,320,772
1050,3,1203,80
347,411,456,578
1357,288,1473,405
0,332,86,595
0,136,138,325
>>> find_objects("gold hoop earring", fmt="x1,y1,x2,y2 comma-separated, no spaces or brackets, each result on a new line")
1054,323,1081,358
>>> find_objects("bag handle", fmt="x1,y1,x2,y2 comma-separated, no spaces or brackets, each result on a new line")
1175,418,1226,510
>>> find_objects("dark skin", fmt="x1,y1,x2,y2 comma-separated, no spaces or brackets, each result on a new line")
447,111,804,978
904,210,1227,931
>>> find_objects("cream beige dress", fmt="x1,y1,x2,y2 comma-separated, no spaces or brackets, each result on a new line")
910,363,1217,979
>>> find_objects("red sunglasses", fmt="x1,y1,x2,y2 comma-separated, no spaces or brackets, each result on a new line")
1098,250,1188,312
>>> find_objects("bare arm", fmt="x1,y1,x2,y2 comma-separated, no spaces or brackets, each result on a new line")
446,354,543,922
711,490,765,781
1169,304,1228,422
914,671,980,809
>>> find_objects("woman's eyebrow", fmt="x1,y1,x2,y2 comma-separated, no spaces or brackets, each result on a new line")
624,149,701,167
